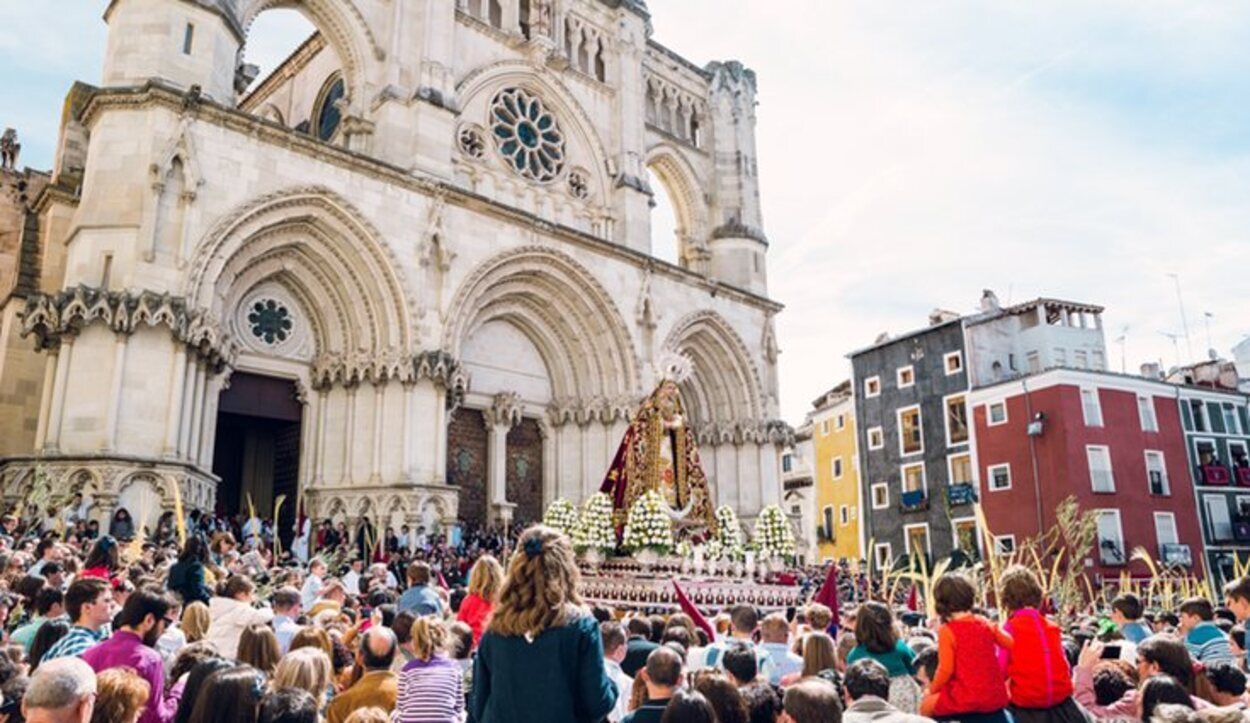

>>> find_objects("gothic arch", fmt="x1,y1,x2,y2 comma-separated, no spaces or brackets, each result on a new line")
235,0,383,115
663,311,764,424
457,61,612,202
444,246,639,401
187,186,414,359
645,143,709,246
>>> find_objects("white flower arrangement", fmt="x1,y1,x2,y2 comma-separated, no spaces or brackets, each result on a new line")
715,505,743,548
542,498,579,538
623,490,674,555
702,538,724,561
676,540,694,559
753,504,797,561
573,492,616,554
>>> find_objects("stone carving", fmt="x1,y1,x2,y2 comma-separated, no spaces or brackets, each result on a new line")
20,285,238,370
309,348,468,391
0,129,19,170
485,392,523,429
417,194,455,272
457,123,486,159
567,168,590,200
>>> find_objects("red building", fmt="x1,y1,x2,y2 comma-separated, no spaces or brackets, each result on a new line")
970,368,1203,581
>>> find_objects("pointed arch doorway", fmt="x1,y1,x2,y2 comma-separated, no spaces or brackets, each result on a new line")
211,372,303,545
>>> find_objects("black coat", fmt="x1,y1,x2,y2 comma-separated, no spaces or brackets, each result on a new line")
621,637,659,679
167,558,212,605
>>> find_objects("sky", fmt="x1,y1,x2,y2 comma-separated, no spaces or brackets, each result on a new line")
1,2,1248,424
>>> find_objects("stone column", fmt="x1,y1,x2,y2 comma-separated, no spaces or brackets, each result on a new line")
44,336,75,453
34,349,59,450
186,363,206,465
102,336,128,452
370,382,385,484
342,386,357,485
163,346,188,457
314,387,328,486
485,392,521,525
198,375,223,468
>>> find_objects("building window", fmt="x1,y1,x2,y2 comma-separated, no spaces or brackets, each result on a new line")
832,457,844,480
901,462,926,494
898,406,923,456
1081,388,1104,427
1191,400,1209,432
867,427,884,450
987,401,1008,426
874,543,892,570
945,395,969,446
836,414,846,430
782,454,793,473
994,535,1016,554
182,23,195,55
822,506,834,539
1154,512,1179,555
897,366,915,389
905,524,930,558
1087,445,1115,493
865,377,881,398
1145,450,1169,496
821,419,830,436
313,74,346,142
1096,510,1126,565
1224,404,1242,435
247,299,294,345
1074,350,1089,369
1196,439,1217,467
1092,350,1105,370
952,518,978,554
949,453,973,486
987,463,1012,491
871,483,889,510
1054,348,1067,367
1231,441,1250,468
1138,395,1158,433
491,87,567,183
944,351,963,375
1026,351,1041,373
840,505,850,526
1205,495,1233,542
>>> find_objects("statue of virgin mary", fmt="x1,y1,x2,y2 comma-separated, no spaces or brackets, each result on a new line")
600,373,717,540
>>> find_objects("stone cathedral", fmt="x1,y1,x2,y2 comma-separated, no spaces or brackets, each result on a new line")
0,0,787,537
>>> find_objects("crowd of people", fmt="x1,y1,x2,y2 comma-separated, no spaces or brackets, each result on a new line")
1,509,1250,723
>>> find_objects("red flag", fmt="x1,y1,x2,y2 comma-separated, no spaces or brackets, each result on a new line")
672,580,716,642
907,584,919,612
437,570,449,590
813,564,840,635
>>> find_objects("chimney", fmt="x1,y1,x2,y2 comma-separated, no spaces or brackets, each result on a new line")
980,289,1001,312
1140,362,1162,380
929,309,960,326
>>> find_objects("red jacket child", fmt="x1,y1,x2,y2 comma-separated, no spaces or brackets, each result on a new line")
1002,607,1073,709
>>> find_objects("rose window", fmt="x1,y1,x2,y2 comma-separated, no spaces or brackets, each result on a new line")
490,88,565,182
247,299,293,345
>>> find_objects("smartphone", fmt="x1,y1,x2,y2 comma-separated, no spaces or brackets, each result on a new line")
1101,644,1121,660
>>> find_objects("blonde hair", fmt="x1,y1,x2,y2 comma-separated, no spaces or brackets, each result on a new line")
344,708,390,723
410,616,448,662
801,632,838,677
289,626,333,658
488,525,583,638
181,601,210,643
238,624,281,675
467,555,504,602
91,667,150,723
273,647,333,707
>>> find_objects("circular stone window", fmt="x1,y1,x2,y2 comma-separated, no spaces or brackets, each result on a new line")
247,299,293,345
490,87,565,183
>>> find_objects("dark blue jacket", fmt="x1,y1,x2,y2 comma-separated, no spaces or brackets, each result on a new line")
471,613,617,723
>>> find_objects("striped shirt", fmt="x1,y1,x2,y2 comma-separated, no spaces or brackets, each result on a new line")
40,624,109,665
393,655,464,723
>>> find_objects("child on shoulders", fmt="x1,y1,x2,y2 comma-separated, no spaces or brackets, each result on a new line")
998,565,1087,723
919,572,1012,723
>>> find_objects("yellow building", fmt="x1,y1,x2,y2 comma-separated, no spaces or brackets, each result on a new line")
810,382,863,562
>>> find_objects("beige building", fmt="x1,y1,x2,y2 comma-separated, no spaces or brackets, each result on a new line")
0,0,787,536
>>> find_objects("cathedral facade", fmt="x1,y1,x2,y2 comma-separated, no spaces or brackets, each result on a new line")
0,0,786,536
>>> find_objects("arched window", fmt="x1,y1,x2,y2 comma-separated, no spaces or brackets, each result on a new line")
313,74,345,142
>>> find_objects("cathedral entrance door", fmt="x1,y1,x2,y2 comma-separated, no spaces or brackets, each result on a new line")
211,373,302,548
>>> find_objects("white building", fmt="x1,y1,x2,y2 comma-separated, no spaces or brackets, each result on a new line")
965,291,1107,387
0,0,787,536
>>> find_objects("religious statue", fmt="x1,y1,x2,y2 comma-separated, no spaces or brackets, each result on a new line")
600,375,716,540
0,129,19,171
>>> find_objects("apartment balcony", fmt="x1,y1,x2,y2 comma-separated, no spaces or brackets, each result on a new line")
899,490,929,513
1160,543,1193,567
1200,464,1231,486
947,483,978,507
